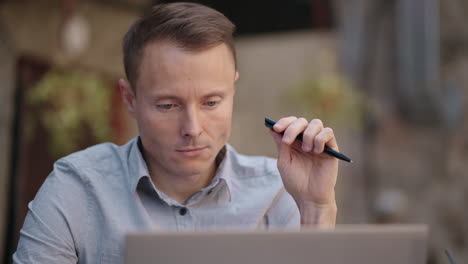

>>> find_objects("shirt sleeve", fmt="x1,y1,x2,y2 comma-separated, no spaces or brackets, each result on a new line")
265,187,301,229
13,159,88,263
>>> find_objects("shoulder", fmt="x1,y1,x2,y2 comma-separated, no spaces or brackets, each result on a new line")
61,141,123,168
226,144,280,182
224,145,299,226
60,139,135,170
58,138,134,178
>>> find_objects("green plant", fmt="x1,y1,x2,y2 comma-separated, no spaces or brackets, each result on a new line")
287,72,368,130
27,69,112,157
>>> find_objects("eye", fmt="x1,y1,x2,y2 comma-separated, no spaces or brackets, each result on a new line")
206,101,217,107
157,104,175,110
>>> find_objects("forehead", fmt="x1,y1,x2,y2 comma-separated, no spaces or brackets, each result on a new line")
135,41,236,93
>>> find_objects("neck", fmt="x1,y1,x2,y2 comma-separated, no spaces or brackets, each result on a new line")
147,159,217,205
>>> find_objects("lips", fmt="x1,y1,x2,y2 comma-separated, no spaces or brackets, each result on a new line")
176,146,208,157
177,147,207,152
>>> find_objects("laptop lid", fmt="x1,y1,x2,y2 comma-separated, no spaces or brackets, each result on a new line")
125,225,428,264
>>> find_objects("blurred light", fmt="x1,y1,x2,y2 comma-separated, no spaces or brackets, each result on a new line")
61,14,90,58
374,188,408,221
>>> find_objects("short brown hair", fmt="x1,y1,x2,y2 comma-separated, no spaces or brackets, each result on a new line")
122,2,237,90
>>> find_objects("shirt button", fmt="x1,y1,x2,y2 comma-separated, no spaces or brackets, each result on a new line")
179,208,187,216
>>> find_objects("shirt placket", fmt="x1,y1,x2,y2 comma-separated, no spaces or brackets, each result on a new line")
174,206,193,231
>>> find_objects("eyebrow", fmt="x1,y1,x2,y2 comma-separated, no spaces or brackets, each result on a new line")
202,91,226,98
152,95,181,101
152,91,227,101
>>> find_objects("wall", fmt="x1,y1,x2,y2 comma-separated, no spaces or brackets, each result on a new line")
0,20,15,260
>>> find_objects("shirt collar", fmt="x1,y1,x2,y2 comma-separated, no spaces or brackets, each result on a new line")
214,144,234,202
126,136,235,203
127,137,151,192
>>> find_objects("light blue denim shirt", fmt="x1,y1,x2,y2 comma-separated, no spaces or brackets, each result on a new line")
13,137,299,263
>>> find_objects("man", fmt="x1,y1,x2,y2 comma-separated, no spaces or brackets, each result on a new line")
13,2,338,263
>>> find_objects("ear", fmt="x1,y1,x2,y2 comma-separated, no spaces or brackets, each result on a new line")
119,78,137,119
233,71,239,94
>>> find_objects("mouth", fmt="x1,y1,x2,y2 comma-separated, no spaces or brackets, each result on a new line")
176,146,208,157
177,147,207,152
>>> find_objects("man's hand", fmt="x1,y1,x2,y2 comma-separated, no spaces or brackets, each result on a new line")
269,117,338,227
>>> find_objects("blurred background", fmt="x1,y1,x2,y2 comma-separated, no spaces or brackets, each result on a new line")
1,0,467,263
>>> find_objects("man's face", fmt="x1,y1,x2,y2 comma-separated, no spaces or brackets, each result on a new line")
125,42,237,178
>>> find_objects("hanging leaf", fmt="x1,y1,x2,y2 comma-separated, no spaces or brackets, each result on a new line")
287,72,370,130
27,68,112,157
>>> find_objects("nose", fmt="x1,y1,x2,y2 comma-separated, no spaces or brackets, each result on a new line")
181,106,203,138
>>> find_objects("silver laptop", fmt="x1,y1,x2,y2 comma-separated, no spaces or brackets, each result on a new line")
125,225,428,264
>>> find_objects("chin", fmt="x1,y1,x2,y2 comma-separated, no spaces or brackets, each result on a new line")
172,161,213,176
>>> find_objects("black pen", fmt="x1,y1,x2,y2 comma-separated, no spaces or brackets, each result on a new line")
445,249,458,264
264,117,353,163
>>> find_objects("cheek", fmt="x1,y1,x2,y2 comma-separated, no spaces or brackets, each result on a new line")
136,106,156,129
210,104,233,137
136,107,178,141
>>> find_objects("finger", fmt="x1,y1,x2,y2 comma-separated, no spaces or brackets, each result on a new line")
301,119,323,152
269,129,292,162
313,127,338,154
268,129,282,149
282,117,309,145
272,116,298,133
